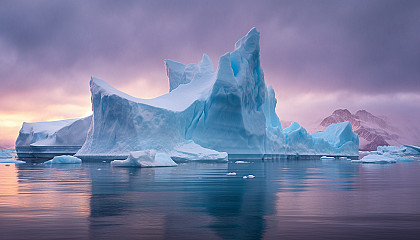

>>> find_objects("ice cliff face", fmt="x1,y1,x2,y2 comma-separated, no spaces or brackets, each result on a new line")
75,28,359,158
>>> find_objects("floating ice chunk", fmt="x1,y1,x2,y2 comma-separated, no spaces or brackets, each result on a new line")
243,176,248,179
44,155,82,164
248,174,255,178
339,157,348,160
235,161,250,164
320,156,335,160
227,172,237,176
0,160,25,164
170,141,228,162
111,150,177,168
351,154,396,164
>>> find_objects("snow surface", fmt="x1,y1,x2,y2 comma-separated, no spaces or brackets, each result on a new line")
44,155,82,164
111,150,177,167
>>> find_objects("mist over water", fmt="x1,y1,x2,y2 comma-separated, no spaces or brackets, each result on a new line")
1,159,420,240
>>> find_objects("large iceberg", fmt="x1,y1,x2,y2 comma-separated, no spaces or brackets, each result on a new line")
74,28,358,159
15,28,359,160
16,116,91,159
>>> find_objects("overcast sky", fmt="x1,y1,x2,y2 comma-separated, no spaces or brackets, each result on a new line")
0,0,419,147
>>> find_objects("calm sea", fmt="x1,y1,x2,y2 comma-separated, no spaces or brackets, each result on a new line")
1,158,420,240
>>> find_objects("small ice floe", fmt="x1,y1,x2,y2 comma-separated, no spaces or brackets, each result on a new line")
339,157,349,160
320,156,335,160
97,168,102,171
226,172,237,176
351,154,396,164
111,150,177,168
243,175,255,179
235,161,250,164
44,155,82,164
102,161,107,163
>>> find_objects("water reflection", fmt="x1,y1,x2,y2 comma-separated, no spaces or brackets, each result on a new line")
0,159,419,239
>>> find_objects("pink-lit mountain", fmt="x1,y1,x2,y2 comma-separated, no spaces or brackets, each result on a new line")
319,109,420,151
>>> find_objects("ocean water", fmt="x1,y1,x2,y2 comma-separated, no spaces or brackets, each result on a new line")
1,158,420,240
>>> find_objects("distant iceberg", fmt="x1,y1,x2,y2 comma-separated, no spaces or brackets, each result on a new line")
15,116,91,159
17,28,359,161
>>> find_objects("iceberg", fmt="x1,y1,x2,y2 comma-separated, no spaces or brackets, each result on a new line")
16,116,91,159
111,150,177,167
74,28,358,160
44,155,82,164
17,28,359,161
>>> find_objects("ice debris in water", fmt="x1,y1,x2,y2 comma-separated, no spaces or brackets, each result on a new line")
227,172,237,176
235,161,250,164
111,150,177,168
44,155,82,164
320,156,335,160
243,175,255,179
